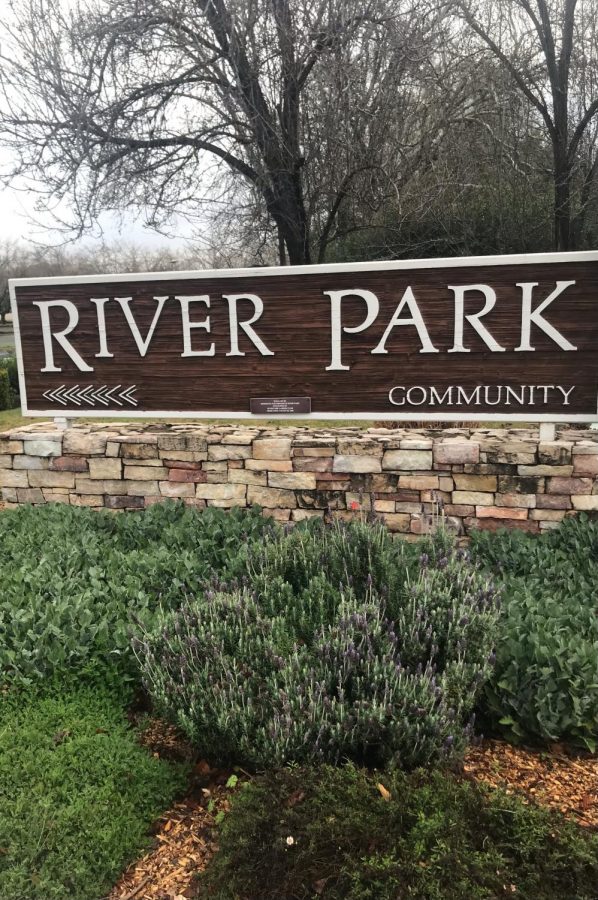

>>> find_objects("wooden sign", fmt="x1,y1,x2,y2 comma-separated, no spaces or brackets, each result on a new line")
9,251,598,422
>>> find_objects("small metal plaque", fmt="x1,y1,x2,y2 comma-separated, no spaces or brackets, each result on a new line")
250,396,311,415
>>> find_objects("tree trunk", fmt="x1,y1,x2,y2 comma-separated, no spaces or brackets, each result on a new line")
553,140,572,251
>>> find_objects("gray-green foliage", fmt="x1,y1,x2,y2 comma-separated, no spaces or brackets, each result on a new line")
0,501,274,685
471,515,598,750
136,520,500,769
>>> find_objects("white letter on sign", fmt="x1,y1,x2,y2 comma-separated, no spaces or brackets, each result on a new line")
176,296,215,357
116,296,168,357
515,281,577,351
224,294,274,356
448,284,505,353
34,300,93,373
325,289,379,371
371,287,438,355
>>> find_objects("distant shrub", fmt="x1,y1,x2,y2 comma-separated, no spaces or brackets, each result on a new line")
0,356,20,407
472,515,598,751
197,764,598,900
136,520,500,769
0,502,273,686
0,368,9,410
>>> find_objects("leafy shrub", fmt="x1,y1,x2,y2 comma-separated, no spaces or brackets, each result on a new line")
0,367,9,410
197,764,598,900
0,681,186,900
471,515,598,750
136,520,499,769
0,501,273,686
0,356,20,409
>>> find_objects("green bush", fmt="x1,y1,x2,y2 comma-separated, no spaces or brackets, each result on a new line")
136,520,499,769
0,356,20,407
471,515,598,750
0,501,274,686
0,681,186,900
0,368,9,410
197,764,598,900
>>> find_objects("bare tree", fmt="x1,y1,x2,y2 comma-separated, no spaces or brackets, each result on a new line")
453,0,598,251
0,0,443,265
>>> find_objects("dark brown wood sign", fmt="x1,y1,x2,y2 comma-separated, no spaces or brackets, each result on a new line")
9,251,598,421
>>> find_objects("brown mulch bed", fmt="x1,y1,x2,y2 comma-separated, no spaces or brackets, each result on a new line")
108,722,597,900
464,738,598,829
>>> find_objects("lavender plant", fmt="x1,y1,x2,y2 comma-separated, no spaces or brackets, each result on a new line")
135,521,500,769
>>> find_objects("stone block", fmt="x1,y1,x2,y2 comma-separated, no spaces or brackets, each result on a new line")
202,461,228,472
346,492,371,511
337,438,383,457
547,476,592,494
0,439,23,454
75,477,126,495
208,445,252,461
434,442,479,464
498,475,545,494
197,483,248,501
453,474,497,492
482,443,537,465
538,442,572,465
106,494,145,509
536,494,572,510
399,437,434,450
228,469,268,486
269,472,317,490
186,435,208,452
222,432,257,445
0,455,11,468
24,440,61,457
572,454,598,476
252,438,292,459
572,442,598,455
452,490,495,506
382,513,411,532
517,465,573,476
530,509,566,521
106,441,121,457
42,490,70,503
163,459,203,470
399,475,439,490
157,434,187,451
495,493,536,509
63,432,108,455
28,470,75,489
124,465,169,480
1,487,18,502
49,456,88,472
383,449,433,471
291,509,325,521
126,480,161,496
439,476,454,491
466,517,539,534
13,456,49,470
374,499,395,513
16,488,45,504
245,458,293,472
122,443,159,459
88,458,122,480
292,457,333,472
70,494,104,507
247,485,297,508
444,504,475,517
292,447,335,457
333,455,381,474
571,495,598,510
169,469,208,483
159,481,196,498
476,506,528,520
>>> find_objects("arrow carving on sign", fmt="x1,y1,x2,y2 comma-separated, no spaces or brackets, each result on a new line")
42,384,138,407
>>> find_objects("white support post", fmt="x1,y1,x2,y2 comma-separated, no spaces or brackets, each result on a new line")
53,416,73,430
539,422,557,442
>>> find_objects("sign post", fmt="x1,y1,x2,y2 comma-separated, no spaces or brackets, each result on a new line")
9,251,598,423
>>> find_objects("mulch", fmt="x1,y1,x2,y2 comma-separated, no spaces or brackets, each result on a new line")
108,721,597,900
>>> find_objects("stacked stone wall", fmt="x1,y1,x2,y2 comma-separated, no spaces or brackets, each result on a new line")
1,423,598,536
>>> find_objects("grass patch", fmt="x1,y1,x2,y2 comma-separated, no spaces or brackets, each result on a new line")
197,764,598,900
0,681,187,900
